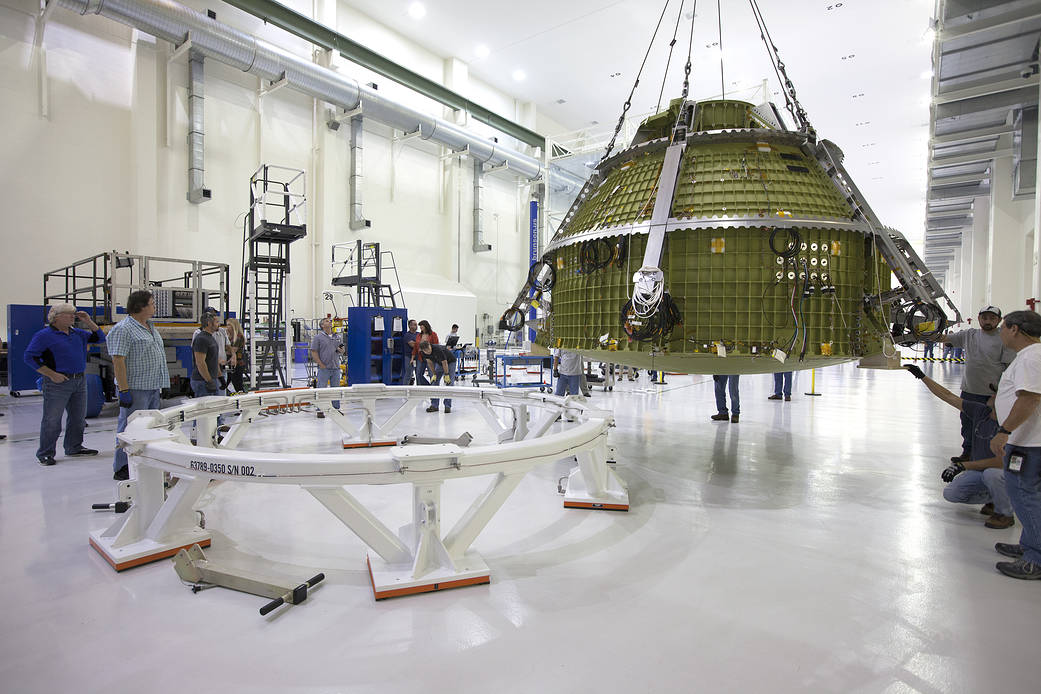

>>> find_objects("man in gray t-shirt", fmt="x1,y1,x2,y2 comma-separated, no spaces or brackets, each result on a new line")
940,306,1015,462
310,318,344,416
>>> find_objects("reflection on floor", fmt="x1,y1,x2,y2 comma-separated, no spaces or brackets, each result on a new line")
1,361,1039,693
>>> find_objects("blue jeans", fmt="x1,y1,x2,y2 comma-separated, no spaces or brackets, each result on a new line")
37,375,87,459
959,392,990,457
316,367,341,409
943,468,1013,516
113,389,161,473
773,372,793,397
1004,445,1041,565
414,360,430,386
555,373,581,396
428,363,453,409
190,379,226,398
713,375,740,415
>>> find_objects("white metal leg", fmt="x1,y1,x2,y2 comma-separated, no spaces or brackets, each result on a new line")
89,463,212,571
563,439,629,511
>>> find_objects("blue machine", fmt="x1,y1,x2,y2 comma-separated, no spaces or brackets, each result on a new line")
7,304,49,394
346,307,407,386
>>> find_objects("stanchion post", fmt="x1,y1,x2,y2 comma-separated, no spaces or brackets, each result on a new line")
805,368,822,397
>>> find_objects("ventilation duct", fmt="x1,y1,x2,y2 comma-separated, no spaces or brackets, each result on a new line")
186,49,210,203
57,0,583,188
473,160,490,252
348,114,369,230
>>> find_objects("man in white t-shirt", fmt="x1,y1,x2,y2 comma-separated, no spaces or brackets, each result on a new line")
989,310,1041,580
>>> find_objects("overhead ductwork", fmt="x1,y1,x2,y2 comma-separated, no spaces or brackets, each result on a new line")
473,160,490,252
348,114,369,230
186,48,210,203
57,0,586,189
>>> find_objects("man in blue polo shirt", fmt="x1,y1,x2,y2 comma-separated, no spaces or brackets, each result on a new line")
107,290,169,481
23,303,105,466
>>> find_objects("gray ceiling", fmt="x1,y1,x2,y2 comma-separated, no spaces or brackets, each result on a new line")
924,0,1041,284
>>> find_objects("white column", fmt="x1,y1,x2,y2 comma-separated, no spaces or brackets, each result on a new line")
947,245,961,312
988,155,1035,312
968,196,990,316
1034,80,1041,300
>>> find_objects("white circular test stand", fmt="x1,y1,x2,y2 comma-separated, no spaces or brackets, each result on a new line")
94,384,628,599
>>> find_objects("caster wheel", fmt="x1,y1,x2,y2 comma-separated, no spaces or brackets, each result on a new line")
539,387,546,393
609,386,613,391
11,391,21,398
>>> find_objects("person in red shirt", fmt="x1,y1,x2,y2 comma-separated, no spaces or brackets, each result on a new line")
413,320,439,386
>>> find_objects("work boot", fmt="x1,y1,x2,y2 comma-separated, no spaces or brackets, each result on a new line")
996,558,1041,580
995,542,1024,558
426,406,439,413
37,456,56,466
730,414,740,423
984,514,1015,529
317,411,325,419
980,502,995,516
67,447,99,456
784,396,791,401
113,467,129,481
444,406,451,414
768,394,782,400
710,412,729,421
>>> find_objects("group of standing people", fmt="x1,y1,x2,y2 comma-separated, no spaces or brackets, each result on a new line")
401,320,458,413
25,290,245,480
710,371,795,424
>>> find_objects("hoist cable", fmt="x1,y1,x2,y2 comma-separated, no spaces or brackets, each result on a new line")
657,0,687,112
597,0,674,167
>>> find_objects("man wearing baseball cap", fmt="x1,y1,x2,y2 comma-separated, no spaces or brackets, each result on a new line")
938,306,1016,464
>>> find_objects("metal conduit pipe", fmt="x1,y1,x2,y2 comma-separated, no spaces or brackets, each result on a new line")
473,160,490,252
186,48,210,203
348,114,369,230
59,0,558,182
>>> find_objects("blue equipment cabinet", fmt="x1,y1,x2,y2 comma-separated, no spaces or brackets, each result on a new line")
346,307,407,385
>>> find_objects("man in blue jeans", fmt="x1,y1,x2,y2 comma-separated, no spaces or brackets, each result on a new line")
904,364,1014,528
190,313,225,399
554,349,583,397
310,317,344,418
711,375,740,423
990,310,1041,580
24,304,105,466
107,290,169,481
419,341,456,413
768,372,793,402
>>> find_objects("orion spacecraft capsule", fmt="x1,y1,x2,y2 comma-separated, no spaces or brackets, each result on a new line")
503,97,958,375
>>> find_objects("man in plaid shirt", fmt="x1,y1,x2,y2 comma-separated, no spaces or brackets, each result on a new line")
107,290,169,481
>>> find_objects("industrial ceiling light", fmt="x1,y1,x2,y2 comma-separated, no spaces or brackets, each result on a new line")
475,44,490,59
407,2,426,20
512,69,526,82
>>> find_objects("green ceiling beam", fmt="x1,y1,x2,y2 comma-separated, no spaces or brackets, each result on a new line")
221,0,546,150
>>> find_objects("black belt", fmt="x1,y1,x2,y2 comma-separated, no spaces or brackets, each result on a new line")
60,372,84,378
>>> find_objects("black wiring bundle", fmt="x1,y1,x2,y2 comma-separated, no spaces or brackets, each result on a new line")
579,239,615,275
621,292,683,342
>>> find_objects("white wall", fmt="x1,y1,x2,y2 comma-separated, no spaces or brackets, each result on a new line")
0,0,538,344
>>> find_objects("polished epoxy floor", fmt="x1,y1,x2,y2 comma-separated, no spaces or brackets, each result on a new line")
1,362,1039,693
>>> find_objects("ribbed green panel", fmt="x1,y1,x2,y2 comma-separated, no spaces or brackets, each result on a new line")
540,227,892,370
692,100,765,130
672,142,854,219
565,152,665,235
